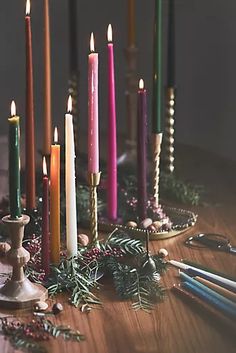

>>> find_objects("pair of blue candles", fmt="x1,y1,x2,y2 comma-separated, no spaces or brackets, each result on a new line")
180,271,236,320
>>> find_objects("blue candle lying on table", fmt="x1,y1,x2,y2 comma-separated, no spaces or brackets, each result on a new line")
180,271,236,320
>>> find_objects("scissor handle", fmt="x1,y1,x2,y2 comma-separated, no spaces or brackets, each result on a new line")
185,233,229,250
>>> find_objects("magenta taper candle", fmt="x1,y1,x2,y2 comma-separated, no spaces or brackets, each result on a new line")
137,79,147,220
88,33,99,173
107,25,117,221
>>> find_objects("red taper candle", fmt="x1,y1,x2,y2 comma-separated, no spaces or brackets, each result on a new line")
42,157,50,276
137,79,147,220
25,0,36,210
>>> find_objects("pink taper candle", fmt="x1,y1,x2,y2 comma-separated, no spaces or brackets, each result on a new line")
88,33,99,173
107,24,117,221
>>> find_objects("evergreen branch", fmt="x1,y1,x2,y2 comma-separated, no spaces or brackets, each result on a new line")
42,319,85,342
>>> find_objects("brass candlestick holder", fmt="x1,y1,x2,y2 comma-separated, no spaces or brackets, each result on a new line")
164,87,175,173
0,215,48,309
152,133,163,207
118,46,138,165
88,172,101,247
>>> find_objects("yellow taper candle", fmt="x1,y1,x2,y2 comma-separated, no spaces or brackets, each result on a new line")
50,127,60,264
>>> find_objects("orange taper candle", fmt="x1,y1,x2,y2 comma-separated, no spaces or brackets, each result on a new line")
50,127,60,264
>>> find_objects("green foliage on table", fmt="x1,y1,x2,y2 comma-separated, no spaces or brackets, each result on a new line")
160,172,202,205
0,317,85,353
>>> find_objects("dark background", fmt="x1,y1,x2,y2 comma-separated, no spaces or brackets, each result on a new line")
0,0,235,162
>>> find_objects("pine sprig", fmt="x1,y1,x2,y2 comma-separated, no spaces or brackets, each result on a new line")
42,319,85,342
47,257,101,308
106,255,166,312
0,317,85,353
104,230,144,255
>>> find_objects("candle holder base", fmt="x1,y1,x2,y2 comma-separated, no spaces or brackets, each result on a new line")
0,215,48,309
0,279,48,310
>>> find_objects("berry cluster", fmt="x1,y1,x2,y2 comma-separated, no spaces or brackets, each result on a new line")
83,246,123,263
1,318,49,341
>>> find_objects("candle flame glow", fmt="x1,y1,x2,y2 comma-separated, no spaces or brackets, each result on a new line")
11,101,16,117
107,24,113,42
139,79,144,90
43,156,47,176
90,32,95,52
26,0,31,16
67,95,72,113
54,127,58,144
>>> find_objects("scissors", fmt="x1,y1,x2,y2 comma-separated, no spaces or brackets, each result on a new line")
185,233,236,254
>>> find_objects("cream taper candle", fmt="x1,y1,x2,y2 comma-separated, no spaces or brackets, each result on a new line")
65,95,78,257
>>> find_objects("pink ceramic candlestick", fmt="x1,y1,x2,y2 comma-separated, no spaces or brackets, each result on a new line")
88,33,99,173
107,25,117,221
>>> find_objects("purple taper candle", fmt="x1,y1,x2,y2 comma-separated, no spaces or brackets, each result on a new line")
137,79,147,220
107,24,117,221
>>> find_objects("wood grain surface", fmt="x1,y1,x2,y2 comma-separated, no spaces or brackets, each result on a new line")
0,145,236,353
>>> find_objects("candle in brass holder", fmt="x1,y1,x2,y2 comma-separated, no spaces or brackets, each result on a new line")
88,172,101,247
152,133,163,206
0,215,48,309
164,87,175,173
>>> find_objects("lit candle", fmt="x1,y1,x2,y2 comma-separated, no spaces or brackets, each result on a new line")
65,95,78,257
137,79,147,220
25,0,36,210
50,127,60,264
8,101,22,219
152,0,163,134
43,0,52,156
107,24,117,221
128,0,135,47
88,33,99,174
42,157,49,276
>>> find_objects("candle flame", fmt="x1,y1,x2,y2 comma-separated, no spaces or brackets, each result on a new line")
90,32,95,52
67,95,72,113
11,101,16,117
139,79,144,90
54,127,58,143
43,156,47,176
107,24,113,42
26,0,31,15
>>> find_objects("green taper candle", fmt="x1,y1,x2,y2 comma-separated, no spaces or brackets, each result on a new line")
8,101,22,219
152,0,163,133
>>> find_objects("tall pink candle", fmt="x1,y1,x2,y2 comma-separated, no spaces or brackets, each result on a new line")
88,33,99,173
107,24,117,221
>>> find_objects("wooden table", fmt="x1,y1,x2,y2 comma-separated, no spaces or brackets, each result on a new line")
0,145,236,353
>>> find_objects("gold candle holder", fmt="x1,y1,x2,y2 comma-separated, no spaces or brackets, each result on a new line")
0,215,48,309
164,87,175,173
88,172,101,247
152,133,163,207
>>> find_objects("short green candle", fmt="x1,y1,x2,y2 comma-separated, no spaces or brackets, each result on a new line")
8,101,22,219
152,0,163,134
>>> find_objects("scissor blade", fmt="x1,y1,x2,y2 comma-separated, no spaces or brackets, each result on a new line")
229,247,236,254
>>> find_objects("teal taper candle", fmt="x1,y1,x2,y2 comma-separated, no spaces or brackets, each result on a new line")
8,101,22,219
152,0,163,133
